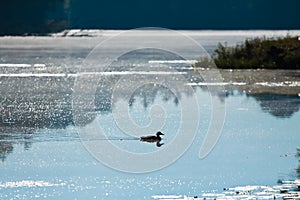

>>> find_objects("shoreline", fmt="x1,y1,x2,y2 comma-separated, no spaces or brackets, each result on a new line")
0,29,299,38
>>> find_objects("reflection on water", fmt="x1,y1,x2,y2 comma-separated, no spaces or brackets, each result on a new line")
0,141,13,161
0,131,33,161
1,75,299,129
251,94,300,118
1,79,299,161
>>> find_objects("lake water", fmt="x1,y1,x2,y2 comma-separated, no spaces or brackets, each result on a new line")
0,30,300,199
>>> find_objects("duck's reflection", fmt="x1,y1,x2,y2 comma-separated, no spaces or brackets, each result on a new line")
155,141,164,147
140,131,164,147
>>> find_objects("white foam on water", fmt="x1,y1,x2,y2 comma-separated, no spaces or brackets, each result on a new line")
0,180,65,188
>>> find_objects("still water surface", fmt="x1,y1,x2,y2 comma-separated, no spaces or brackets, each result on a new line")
0,31,299,199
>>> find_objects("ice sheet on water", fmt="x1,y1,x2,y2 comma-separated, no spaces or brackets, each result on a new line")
162,179,300,200
0,63,46,68
0,64,32,67
152,195,183,199
0,73,67,77
148,60,197,64
256,81,300,87
50,29,300,38
187,82,247,86
0,71,188,77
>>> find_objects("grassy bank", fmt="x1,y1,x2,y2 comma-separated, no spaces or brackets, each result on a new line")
207,36,300,69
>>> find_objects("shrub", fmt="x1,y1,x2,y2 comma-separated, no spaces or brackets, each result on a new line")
211,36,300,69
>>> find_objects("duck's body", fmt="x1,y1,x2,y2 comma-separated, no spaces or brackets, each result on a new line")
140,131,164,143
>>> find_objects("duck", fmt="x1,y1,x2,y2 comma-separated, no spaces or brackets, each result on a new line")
140,131,164,143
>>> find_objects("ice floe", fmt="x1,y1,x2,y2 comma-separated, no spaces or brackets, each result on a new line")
152,179,300,200
256,81,300,87
187,82,247,86
148,60,197,64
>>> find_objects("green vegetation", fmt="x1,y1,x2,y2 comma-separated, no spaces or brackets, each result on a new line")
210,36,300,69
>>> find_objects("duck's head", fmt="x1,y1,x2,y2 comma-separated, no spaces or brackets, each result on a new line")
156,131,164,136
